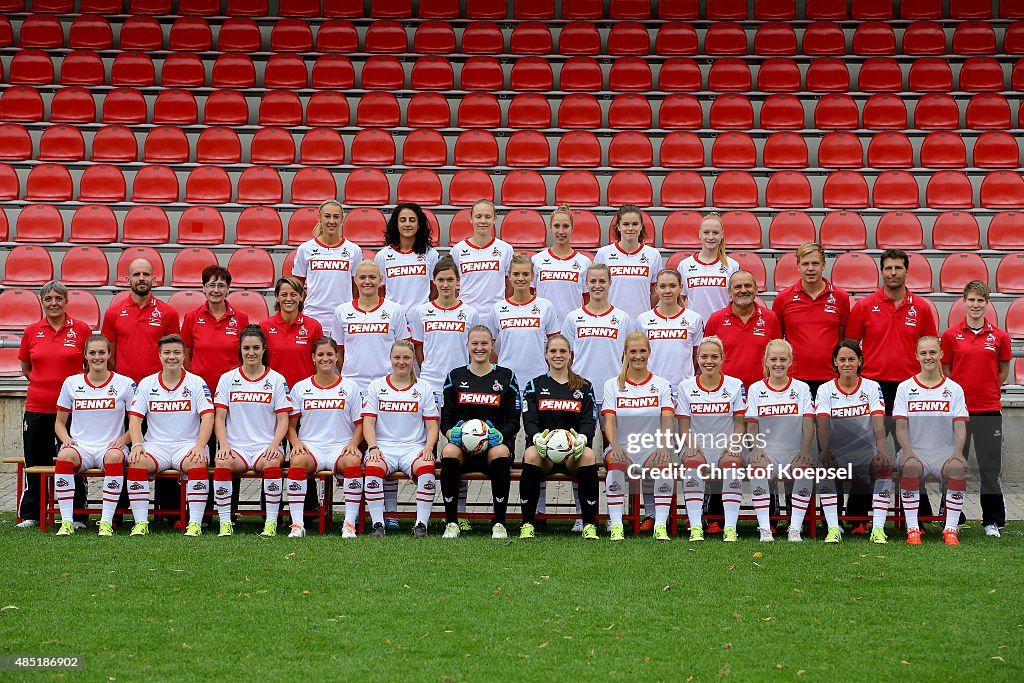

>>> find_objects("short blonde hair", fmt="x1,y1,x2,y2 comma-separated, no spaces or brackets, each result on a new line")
796,242,826,263
761,338,793,377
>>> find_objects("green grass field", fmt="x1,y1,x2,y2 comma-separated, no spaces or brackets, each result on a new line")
0,516,1021,681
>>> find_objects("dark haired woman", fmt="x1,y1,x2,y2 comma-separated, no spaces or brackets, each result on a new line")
375,202,440,314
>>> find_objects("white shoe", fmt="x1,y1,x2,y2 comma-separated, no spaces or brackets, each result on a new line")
341,521,357,539
758,527,775,542
442,522,460,539
983,524,1002,538
787,527,802,543
72,521,87,531
571,519,583,533
491,522,508,539
16,519,39,529
288,524,306,538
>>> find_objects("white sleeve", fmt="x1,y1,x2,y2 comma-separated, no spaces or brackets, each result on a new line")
799,383,815,416
393,306,409,341
361,381,379,418
543,300,559,336
869,382,885,414
675,381,691,418
349,384,364,425
422,383,440,420
659,381,673,412
374,250,388,287
119,378,137,413
272,376,292,414
426,248,439,275
213,373,230,409
484,305,498,339
465,306,479,329
560,311,575,341
195,377,214,415
129,379,149,418
815,383,831,416
407,307,424,343
744,386,761,421
292,244,308,278
690,312,705,346
649,248,663,285
732,382,747,414
952,383,969,420
893,382,909,419
600,379,617,415
330,307,345,345
56,377,73,412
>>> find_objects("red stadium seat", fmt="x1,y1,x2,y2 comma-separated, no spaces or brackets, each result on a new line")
908,57,953,92
361,56,405,90
196,128,241,165
316,19,359,52
830,252,879,292
24,164,72,202
185,166,231,204
264,54,308,89
822,171,869,209
852,0,893,18
853,21,896,55
60,50,105,86
0,124,30,161
122,208,169,245
558,94,602,129
919,131,967,168
911,255,937,293
712,132,756,168
559,20,601,54
875,211,925,250
565,208,600,247
226,291,269,322
500,210,547,247
609,57,652,92
166,291,203,320
932,211,982,250
60,247,109,287
0,290,42,330
237,167,283,205
939,253,989,293
903,20,946,55
420,0,459,17
285,209,316,246
660,170,706,207
338,208,386,247
659,131,704,167
120,17,163,50
863,94,909,131
322,0,363,16
872,170,920,209
966,93,1012,130
515,0,554,18
507,93,550,128
960,57,1005,91
707,0,747,18
250,127,296,165
858,57,903,92
818,131,863,169
705,22,747,55
708,58,751,92
169,16,213,51
974,132,1021,169
755,0,795,19
143,127,189,164
762,132,808,168
101,88,147,124
0,85,45,122
814,94,859,129
152,89,198,126
997,254,1024,293
900,0,941,18
258,91,302,126
454,131,499,167
2,246,53,286
415,22,457,54
449,169,494,205
722,211,762,249
606,171,652,207
227,249,275,288
819,211,868,249
658,57,701,91
211,53,256,88
608,21,650,55
170,248,219,288
661,211,702,248
655,22,697,55
764,171,812,208
947,299,998,329
659,0,698,16
926,171,975,209
659,94,702,129
711,171,758,208
402,130,447,167
364,19,406,53
397,169,442,204
313,54,356,87
605,94,650,129
447,210,475,245
457,93,501,129
953,21,996,54
754,22,797,55
560,57,603,91
300,128,346,165
770,252,798,291
116,248,166,285
805,57,849,92
981,172,1024,209
760,93,804,129
709,94,753,130
914,93,959,129
219,18,261,51
768,211,815,249
506,131,550,168
15,13,62,47
757,57,801,92
608,131,652,168
1008,21,1024,54
235,207,283,246
460,56,503,91
350,128,396,166
509,56,554,92
1007,299,1024,340
466,0,505,17
343,168,389,206
731,252,767,291
129,0,172,13
64,290,100,330
69,205,118,243
204,90,249,126
463,21,504,53
9,52,55,84
557,132,602,167
131,165,178,203
15,204,63,243
951,0,990,17
500,170,547,206
0,163,17,201
409,92,451,128
110,52,155,87
355,92,400,128
803,21,845,55
69,16,113,50
988,212,1024,249
563,0,603,18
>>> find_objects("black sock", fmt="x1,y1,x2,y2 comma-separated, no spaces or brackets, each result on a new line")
440,458,461,524
576,464,599,526
519,463,543,524
488,457,511,525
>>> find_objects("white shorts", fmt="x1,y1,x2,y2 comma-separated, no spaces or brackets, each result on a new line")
376,444,428,477
305,443,345,473
908,455,948,482
145,442,208,472
230,448,266,470
67,442,127,470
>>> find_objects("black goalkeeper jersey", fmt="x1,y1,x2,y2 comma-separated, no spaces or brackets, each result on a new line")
440,364,521,447
521,373,597,444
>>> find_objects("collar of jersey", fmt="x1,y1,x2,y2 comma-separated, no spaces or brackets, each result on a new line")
696,375,725,393
762,377,793,393
625,371,654,387
913,374,947,390
352,298,385,314
546,247,578,261
84,371,115,390
835,377,863,397
615,241,644,256
239,366,271,383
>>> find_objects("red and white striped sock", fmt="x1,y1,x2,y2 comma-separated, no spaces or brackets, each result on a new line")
185,467,209,526
901,477,921,530
605,464,627,526
213,467,233,525
262,467,282,525
750,476,771,530
287,467,307,527
789,476,813,530
101,461,124,525
654,477,673,527
722,467,743,528
944,478,967,532
683,460,705,529
414,464,436,526
342,466,363,527
54,460,76,523
364,466,386,526
126,467,150,524
818,480,840,529
872,475,893,530
383,478,399,514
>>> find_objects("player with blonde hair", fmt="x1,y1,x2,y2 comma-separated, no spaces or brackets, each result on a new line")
678,212,741,323
292,200,361,336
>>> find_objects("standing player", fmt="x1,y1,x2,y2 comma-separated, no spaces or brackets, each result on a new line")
594,205,662,318
744,339,816,542
291,200,361,336
678,212,741,324
126,334,214,537
286,337,364,538
212,326,293,537
449,199,514,317
52,335,136,536
602,333,676,541
814,341,892,544
675,337,747,542
532,204,593,322
894,337,969,545
361,340,440,538
376,202,440,314
941,280,1012,537
439,326,521,539
260,277,324,392
486,253,560,402
519,335,599,540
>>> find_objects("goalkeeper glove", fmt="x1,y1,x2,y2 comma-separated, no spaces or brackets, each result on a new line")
532,429,551,458
569,429,587,458
484,420,503,447
447,420,465,447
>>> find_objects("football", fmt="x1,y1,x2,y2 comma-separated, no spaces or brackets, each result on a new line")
544,429,575,464
460,419,490,454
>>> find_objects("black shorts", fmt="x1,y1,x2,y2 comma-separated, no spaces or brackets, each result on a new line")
543,460,575,477
460,453,510,475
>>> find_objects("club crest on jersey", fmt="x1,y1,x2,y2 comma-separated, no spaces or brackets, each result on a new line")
789,389,798,400
493,380,502,392
573,389,583,400
182,387,191,397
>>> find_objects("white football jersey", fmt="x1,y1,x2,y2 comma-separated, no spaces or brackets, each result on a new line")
814,378,885,458
129,371,214,446
449,237,514,316
678,254,741,323
407,300,478,393
292,237,362,334
214,367,293,453
745,378,815,461
561,305,637,405
531,249,592,322
675,375,747,454
330,298,409,391
362,376,439,451
486,296,560,391
893,376,969,460
594,243,662,319
601,373,674,449
56,372,136,448
290,375,362,449
375,246,440,314
636,307,705,387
